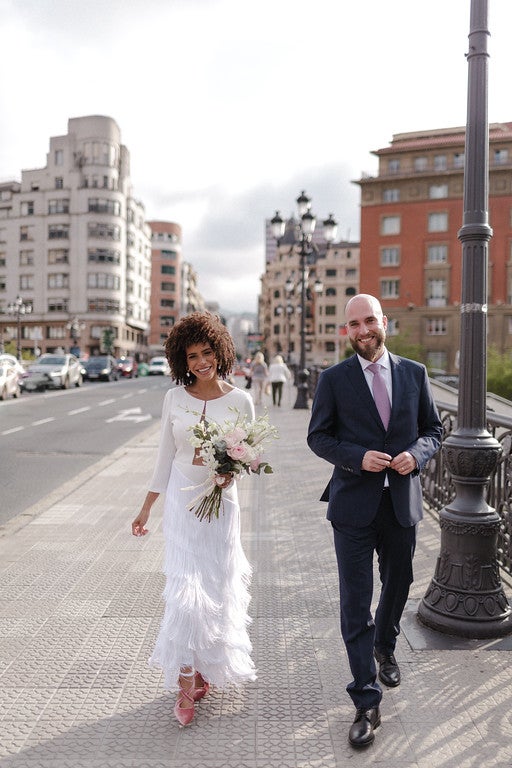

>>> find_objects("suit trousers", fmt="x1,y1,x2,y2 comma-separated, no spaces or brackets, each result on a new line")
331,489,417,709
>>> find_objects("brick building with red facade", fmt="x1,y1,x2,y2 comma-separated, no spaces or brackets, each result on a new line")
356,122,512,374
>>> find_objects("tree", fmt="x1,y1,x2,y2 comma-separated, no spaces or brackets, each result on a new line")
487,346,512,400
101,327,115,355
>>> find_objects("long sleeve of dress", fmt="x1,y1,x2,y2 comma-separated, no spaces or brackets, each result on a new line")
148,389,176,493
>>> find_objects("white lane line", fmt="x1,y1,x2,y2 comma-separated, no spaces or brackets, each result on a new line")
2,426,25,435
68,407,91,416
32,417,55,426
120,393,133,399
98,399,116,406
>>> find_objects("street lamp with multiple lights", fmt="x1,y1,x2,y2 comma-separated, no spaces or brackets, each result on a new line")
7,296,32,361
270,191,337,409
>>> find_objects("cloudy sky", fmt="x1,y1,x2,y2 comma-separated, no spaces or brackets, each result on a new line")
0,0,510,314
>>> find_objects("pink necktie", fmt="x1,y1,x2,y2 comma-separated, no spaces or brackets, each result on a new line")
368,363,391,429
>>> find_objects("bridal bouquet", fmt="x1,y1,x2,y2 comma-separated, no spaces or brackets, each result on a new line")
187,409,279,522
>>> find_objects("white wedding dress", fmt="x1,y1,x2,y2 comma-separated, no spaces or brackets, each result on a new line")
147,385,257,691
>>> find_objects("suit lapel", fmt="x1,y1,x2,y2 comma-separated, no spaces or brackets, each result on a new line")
389,353,403,425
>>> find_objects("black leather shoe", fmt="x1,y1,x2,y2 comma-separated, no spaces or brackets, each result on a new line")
374,650,400,687
348,706,381,747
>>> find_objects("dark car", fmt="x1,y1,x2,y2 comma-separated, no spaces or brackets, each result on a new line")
116,356,138,378
83,355,119,382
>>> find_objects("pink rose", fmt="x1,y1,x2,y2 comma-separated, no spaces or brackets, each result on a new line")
249,457,262,472
224,427,248,449
227,443,251,461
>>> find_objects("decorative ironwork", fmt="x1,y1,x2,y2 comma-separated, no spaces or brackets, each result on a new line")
421,400,512,577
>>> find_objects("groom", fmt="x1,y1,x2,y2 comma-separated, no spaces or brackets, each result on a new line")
307,294,442,748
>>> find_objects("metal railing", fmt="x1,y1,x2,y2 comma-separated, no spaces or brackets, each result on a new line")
421,400,512,576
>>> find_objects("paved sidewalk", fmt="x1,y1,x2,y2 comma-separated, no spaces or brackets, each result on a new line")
1,391,512,767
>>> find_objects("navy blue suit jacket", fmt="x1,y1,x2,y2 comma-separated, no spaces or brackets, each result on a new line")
307,353,442,528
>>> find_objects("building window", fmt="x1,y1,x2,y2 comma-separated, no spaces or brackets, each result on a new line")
426,317,447,335
345,286,356,296
380,279,400,299
325,287,337,296
161,249,177,259
434,155,447,171
88,198,121,216
388,159,400,174
381,247,400,266
20,275,34,290
427,278,447,307
48,299,69,313
55,149,64,166
453,153,465,168
346,268,357,278
325,269,337,277
20,201,34,216
383,188,400,203
161,264,176,275
161,299,175,308
325,306,336,316
20,250,34,266
48,199,70,214
48,273,69,289
427,244,448,263
160,316,175,327
414,156,428,171
48,224,69,239
161,282,175,292
87,248,121,264
20,225,33,241
87,298,120,312
55,177,64,189
494,149,508,165
386,318,400,335
48,249,69,264
0,253,5,268
88,222,121,240
87,273,120,290
428,212,448,232
47,326,66,339
427,350,448,372
381,216,400,235
325,323,336,335
429,184,448,199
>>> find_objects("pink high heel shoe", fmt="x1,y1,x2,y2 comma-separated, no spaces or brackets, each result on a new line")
174,684,195,726
193,672,210,701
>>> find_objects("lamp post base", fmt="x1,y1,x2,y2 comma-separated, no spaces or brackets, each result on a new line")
293,369,309,409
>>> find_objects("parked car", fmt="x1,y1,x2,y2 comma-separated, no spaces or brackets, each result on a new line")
0,353,25,377
21,353,83,392
83,355,119,382
116,356,138,378
148,356,170,376
0,362,21,400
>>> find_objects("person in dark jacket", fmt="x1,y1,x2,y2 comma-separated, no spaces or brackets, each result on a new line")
307,294,442,748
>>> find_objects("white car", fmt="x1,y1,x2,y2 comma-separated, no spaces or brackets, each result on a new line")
0,362,21,400
148,356,170,376
0,353,25,377
22,353,83,391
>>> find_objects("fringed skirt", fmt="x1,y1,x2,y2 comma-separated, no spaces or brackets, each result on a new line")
149,463,256,691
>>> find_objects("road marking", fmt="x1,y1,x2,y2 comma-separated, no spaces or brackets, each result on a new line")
121,393,133,400
32,418,55,426
98,399,116,406
2,426,25,435
106,407,152,424
68,407,91,416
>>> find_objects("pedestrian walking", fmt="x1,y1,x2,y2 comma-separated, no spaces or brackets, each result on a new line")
307,294,442,748
131,312,257,726
250,351,268,405
268,354,291,406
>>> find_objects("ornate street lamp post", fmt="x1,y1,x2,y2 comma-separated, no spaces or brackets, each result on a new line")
418,0,512,638
7,296,32,361
270,192,337,409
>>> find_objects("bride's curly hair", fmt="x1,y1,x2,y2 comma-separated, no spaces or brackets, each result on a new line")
164,311,236,385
